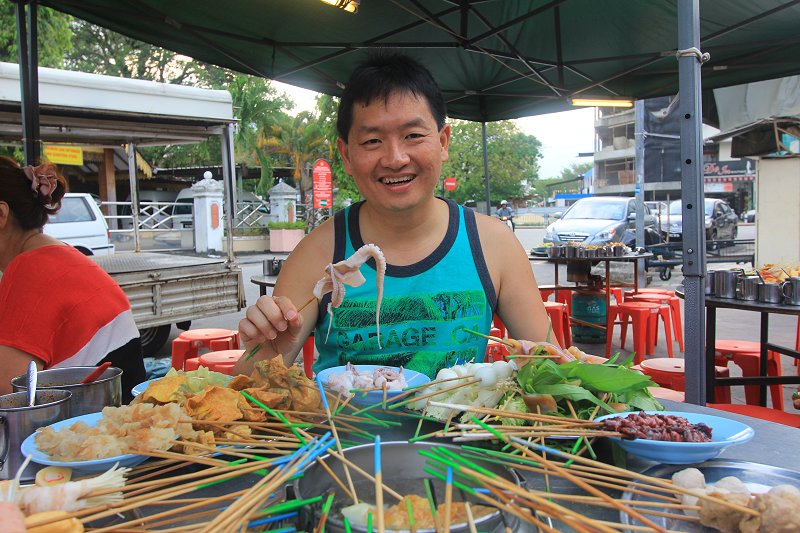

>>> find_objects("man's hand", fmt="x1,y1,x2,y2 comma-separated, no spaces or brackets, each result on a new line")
238,295,304,367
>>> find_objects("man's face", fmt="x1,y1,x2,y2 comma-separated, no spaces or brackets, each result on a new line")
337,91,450,213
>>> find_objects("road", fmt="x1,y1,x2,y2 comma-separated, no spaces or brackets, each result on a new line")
149,222,799,411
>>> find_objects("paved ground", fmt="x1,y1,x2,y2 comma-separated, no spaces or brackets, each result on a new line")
152,222,799,411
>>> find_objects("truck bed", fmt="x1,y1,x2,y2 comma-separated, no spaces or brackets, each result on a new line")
91,252,244,329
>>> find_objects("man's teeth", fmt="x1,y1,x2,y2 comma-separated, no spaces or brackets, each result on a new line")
382,176,414,185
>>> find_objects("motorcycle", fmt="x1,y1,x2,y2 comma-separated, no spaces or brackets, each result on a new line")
498,215,514,231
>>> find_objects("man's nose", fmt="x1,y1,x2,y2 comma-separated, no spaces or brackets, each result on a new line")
381,140,410,168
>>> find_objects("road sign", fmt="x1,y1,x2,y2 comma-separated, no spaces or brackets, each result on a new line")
312,159,333,209
443,176,457,191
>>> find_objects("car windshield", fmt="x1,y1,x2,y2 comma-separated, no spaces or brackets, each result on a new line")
668,201,682,215
704,200,716,216
562,201,625,221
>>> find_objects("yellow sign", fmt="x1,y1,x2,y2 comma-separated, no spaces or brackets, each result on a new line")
43,145,84,166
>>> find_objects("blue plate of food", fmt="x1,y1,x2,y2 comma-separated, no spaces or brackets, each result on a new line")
594,411,754,464
21,412,151,474
316,364,430,406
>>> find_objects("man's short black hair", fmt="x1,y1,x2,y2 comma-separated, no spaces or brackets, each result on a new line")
336,51,447,141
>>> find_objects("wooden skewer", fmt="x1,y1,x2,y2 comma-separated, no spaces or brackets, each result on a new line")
245,295,317,360
463,327,515,347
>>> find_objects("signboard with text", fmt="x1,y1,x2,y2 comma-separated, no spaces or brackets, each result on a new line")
312,159,333,209
43,145,83,166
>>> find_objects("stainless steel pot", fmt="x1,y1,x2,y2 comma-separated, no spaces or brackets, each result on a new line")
736,275,760,301
705,271,716,295
0,390,72,480
758,282,783,304
781,276,800,305
713,269,742,299
292,441,523,533
12,366,122,417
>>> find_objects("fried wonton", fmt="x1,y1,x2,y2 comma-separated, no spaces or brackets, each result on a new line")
137,375,188,404
185,386,247,423
228,374,255,391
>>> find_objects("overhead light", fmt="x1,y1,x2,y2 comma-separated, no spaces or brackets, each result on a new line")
319,0,359,13
570,97,633,108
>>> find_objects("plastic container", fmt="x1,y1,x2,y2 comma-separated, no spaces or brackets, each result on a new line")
571,290,607,343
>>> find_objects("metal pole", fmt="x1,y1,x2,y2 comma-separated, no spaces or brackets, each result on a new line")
14,0,41,165
221,124,237,264
634,100,646,287
678,0,707,405
482,121,491,215
127,142,141,253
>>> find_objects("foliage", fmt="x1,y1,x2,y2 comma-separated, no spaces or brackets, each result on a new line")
559,162,594,181
316,94,360,209
268,220,307,230
441,120,542,205
0,4,72,68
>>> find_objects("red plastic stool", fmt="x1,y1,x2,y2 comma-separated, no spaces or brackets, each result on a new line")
486,340,510,362
715,340,784,410
543,301,571,348
707,403,800,428
639,357,731,403
171,328,240,370
302,335,316,378
625,292,683,352
624,288,674,297
648,386,686,402
198,349,246,375
539,288,573,316
607,301,670,363
491,313,507,339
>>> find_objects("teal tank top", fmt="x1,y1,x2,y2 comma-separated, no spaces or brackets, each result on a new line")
313,198,496,378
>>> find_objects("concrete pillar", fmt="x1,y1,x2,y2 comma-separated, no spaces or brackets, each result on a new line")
192,171,224,254
268,179,301,223
98,148,117,229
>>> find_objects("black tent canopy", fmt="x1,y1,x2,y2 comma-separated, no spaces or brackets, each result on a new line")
39,0,800,122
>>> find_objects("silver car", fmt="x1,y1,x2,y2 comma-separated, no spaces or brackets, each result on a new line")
543,196,655,245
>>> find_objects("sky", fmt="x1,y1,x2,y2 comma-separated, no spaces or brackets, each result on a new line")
272,80,597,180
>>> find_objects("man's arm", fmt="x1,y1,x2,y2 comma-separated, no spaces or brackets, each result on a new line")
235,219,334,375
476,214,554,344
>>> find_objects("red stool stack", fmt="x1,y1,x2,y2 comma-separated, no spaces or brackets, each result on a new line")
714,339,784,409
639,357,731,403
606,301,672,363
625,291,684,352
707,403,800,428
539,288,573,316
486,340,510,362
543,301,571,348
171,328,240,371
198,349,245,375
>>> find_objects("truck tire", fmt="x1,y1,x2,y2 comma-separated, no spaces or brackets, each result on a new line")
140,325,172,358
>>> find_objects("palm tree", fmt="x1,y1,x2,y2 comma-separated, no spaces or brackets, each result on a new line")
260,111,326,201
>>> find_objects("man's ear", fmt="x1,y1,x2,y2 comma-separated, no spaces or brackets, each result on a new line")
337,137,353,175
439,124,451,162
0,202,9,230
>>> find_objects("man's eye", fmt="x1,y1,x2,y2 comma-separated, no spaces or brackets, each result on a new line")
407,133,425,139
362,138,381,145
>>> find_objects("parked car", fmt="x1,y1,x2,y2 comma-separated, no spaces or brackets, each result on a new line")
543,196,656,245
661,198,738,241
43,193,115,256
742,209,756,223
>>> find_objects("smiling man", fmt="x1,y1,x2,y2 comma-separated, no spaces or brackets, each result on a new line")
235,52,553,377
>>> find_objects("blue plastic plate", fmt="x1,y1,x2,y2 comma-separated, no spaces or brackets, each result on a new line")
21,412,149,474
131,379,156,397
316,365,431,406
594,410,754,464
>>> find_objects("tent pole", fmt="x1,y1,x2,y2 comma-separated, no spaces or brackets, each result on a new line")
678,0,707,405
14,0,41,165
127,142,141,253
221,124,237,264
634,100,645,288
482,121,491,215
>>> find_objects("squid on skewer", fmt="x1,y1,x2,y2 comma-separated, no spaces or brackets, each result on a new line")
313,243,386,348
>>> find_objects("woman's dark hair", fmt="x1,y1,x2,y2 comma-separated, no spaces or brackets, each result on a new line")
0,156,67,230
336,52,447,140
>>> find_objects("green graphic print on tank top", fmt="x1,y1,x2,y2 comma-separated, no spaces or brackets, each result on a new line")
313,199,496,378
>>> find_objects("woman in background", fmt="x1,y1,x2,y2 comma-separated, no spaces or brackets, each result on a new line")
0,157,145,401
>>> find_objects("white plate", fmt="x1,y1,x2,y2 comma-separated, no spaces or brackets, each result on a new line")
316,365,430,406
594,411,754,464
20,412,149,474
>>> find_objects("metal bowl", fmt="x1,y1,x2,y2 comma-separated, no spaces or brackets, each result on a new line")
292,441,523,532
12,366,122,417
547,246,562,259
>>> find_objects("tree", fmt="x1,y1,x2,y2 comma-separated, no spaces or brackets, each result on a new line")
0,4,72,68
441,120,541,205
260,111,326,201
558,162,593,181
315,94,360,208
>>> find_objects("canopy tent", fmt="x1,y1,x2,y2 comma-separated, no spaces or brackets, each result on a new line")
19,0,800,405
38,0,800,123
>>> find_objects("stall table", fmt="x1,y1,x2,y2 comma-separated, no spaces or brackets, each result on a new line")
675,287,800,405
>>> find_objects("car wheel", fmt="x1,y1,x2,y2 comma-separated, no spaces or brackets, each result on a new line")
732,226,738,239
707,230,719,251
140,325,172,358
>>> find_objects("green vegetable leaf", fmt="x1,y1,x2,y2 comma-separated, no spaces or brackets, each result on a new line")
566,363,653,394
622,389,664,411
535,383,614,412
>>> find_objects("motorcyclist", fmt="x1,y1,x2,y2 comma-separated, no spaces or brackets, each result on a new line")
497,199,515,231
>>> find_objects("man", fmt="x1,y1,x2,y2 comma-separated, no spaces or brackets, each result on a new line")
496,200,515,231
235,52,552,377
